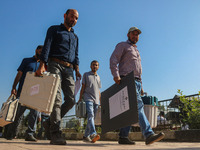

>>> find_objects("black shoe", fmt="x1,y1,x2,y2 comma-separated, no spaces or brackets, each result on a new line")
5,131,14,140
145,132,165,145
6,136,13,140
43,120,51,140
25,134,37,142
50,132,66,145
118,137,136,145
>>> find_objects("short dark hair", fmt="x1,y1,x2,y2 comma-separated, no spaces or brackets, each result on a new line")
36,45,43,50
66,9,74,15
159,111,164,116
90,60,99,66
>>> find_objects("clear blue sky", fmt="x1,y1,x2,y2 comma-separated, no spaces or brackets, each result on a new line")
1,0,200,115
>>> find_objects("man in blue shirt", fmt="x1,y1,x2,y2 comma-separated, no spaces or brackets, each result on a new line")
36,9,81,145
6,45,43,141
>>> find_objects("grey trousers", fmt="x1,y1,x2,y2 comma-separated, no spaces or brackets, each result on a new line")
6,103,39,138
47,60,75,133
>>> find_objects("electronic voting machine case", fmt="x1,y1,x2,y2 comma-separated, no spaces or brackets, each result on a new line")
19,72,60,114
75,101,86,118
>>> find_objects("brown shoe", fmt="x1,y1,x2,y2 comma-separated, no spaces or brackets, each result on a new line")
90,134,100,143
145,132,165,145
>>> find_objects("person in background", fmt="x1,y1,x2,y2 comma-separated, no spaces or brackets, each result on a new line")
110,27,165,145
6,45,43,141
78,60,101,143
35,9,81,145
37,112,50,139
157,111,168,125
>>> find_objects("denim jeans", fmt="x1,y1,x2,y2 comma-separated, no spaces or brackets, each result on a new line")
84,101,99,137
47,60,75,133
37,114,49,138
119,80,154,139
7,103,39,137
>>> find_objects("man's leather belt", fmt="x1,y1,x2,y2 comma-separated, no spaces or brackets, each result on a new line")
134,77,141,82
49,57,73,68
120,75,141,82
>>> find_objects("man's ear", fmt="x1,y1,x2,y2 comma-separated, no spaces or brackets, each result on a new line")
64,13,67,19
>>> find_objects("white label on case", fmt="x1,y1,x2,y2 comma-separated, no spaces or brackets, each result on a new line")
30,84,40,96
109,86,129,119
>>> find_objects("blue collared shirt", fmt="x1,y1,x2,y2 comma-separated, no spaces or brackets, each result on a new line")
40,24,79,65
17,56,40,97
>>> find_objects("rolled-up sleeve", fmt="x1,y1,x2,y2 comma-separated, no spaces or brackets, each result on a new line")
40,26,54,63
110,43,124,77
17,58,26,72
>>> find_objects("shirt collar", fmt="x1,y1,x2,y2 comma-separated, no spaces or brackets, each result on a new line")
60,23,74,32
32,56,37,60
32,56,40,62
89,71,98,76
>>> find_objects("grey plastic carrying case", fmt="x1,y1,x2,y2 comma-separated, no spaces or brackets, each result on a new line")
19,72,60,114
0,95,19,127
76,101,86,118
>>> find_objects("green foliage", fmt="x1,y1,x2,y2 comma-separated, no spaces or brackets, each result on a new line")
178,90,200,129
95,126,102,133
66,117,81,132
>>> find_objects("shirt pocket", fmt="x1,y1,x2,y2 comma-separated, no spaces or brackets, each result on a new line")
96,76,101,88
70,35,77,50
126,47,137,60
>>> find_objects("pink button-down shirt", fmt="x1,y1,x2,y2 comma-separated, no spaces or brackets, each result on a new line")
110,40,142,80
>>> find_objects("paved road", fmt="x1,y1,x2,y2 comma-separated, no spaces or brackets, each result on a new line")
0,138,200,150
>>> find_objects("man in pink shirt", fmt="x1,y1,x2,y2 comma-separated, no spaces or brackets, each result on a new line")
110,27,165,145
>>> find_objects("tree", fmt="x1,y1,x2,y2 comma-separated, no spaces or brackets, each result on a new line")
178,90,200,129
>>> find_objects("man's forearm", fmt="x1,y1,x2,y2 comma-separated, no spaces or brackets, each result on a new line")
74,64,79,72
11,71,23,95
99,91,101,105
39,61,45,69
35,61,46,76
74,64,82,79
78,84,85,102
12,71,22,89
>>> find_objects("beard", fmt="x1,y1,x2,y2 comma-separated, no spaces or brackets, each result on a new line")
91,68,98,73
65,17,75,27
36,53,41,59
128,37,137,44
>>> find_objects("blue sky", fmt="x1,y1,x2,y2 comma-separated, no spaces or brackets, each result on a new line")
1,0,200,115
